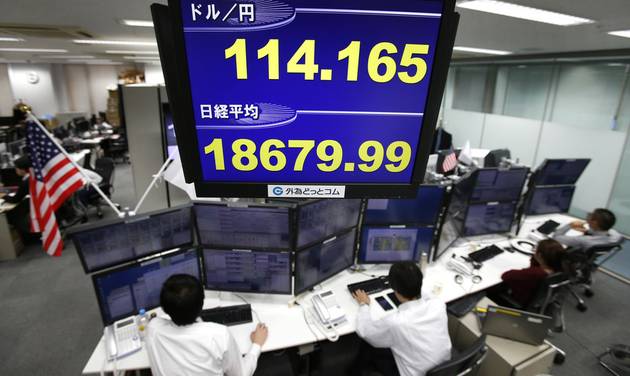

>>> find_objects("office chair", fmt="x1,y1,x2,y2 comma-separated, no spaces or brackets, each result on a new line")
101,133,129,164
83,157,116,218
564,243,624,312
426,335,487,376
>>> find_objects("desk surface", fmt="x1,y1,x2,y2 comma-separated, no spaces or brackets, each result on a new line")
82,213,575,374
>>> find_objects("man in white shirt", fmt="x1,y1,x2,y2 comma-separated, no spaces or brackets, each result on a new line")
146,274,268,376
352,262,452,376
553,208,623,252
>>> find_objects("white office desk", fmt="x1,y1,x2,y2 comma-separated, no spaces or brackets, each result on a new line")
82,213,576,374
70,149,90,165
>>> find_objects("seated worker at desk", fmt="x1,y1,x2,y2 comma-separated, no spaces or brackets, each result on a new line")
553,208,623,251
146,274,269,376
0,156,32,237
351,262,452,376
493,239,565,307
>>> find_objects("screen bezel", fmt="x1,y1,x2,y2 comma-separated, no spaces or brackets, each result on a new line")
293,227,358,295
363,184,447,226
70,204,195,274
192,201,296,251
524,185,576,215
462,201,517,237
295,198,363,249
200,247,293,295
158,0,459,198
357,225,433,265
91,247,202,327
469,167,531,204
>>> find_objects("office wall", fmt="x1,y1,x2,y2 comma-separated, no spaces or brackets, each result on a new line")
63,64,92,114
144,64,165,85
86,65,118,114
7,63,58,116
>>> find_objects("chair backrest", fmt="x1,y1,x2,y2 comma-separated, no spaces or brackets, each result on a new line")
585,243,623,262
94,157,115,185
527,272,570,315
426,335,487,376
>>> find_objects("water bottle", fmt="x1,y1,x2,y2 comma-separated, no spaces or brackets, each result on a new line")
137,308,149,339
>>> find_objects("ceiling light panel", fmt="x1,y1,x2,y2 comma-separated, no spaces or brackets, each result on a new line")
106,50,159,55
0,48,68,53
73,39,157,46
120,19,154,27
608,30,630,39
457,0,594,26
453,46,511,55
0,37,24,42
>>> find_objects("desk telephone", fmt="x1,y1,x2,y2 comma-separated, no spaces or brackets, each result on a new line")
105,317,142,360
446,255,475,276
311,290,346,328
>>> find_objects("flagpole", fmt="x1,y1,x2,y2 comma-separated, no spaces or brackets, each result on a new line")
132,157,174,215
27,112,124,218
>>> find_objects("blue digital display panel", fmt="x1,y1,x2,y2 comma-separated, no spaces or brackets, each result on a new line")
358,226,433,264
525,186,575,215
464,202,516,236
176,0,446,184
92,249,200,326
364,185,444,225
470,168,529,203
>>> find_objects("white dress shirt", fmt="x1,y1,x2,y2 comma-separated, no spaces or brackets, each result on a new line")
553,224,623,251
356,297,452,376
145,317,261,376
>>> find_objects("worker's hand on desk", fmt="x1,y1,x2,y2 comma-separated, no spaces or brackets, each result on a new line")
352,289,370,306
569,220,587,232
250,323,268,346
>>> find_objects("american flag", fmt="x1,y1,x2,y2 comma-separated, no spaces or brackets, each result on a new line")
441,148,458,173
27,121,84,256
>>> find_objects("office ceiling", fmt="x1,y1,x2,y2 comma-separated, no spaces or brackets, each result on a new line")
0,0,629,63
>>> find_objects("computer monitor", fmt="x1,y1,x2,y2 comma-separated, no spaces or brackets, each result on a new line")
364,185,445,226
483,149,510,168
75,119,91,133
533,159,590,186
72,205,194,273
92,248,201,326
294,228,356,294
358,226,433,264
463,202,517,236
201,249,291,294
296,199,361,248
525,186,575,215
194,203,291,250
470,168,529,203
432,216,460,262
8,139,25,157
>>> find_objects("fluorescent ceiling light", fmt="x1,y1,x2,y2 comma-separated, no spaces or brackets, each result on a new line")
123,56,159,60
453,46,511,55
106,50,159,55
43,55,95,59
608,30,630,39
67,59,122,65
120,19,154,27
0,37,24,42
73,39,157,46
457,0,594,26
0,48,68,53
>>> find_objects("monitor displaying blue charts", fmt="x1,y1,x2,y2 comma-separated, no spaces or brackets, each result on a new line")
533,159,590,186
295,229,356,294
525,186,575,215
92,248,200,326
73,206,193,273
297,199,362,248
202,249,292,294
464,202,517,236
470,168,529,203
358,226,433,264
194,203,291,250
364,185,445,225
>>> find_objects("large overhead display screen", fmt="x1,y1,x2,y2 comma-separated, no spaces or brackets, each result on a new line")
158,0,458,197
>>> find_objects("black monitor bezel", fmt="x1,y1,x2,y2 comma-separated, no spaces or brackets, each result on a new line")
524,185,576,216
294,198,363,250
293,227,358,295
91,247,202,327
357,224,434,265
157,0,459,198
363,184,447,226
200,247,293,295
462,201,518,237
192,201,296,251
70,204,195,274
469,167,531,204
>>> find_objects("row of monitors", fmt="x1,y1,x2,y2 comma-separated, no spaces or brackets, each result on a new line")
72,186,446,274
93,225,435,326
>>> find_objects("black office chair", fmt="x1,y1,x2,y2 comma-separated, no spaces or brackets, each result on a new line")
564,242,624,312
426,335,487,376
83,157,116,218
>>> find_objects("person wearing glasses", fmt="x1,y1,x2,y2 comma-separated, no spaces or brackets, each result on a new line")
553,208,623,251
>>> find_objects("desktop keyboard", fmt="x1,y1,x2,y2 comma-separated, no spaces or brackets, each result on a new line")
200,304,253,326
467,245,504,263
347,276,389,295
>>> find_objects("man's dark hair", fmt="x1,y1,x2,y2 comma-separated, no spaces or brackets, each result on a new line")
388,261,423,300
160,274,204,326
537,239,565,272
14,156,32,170
591,208,616,231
